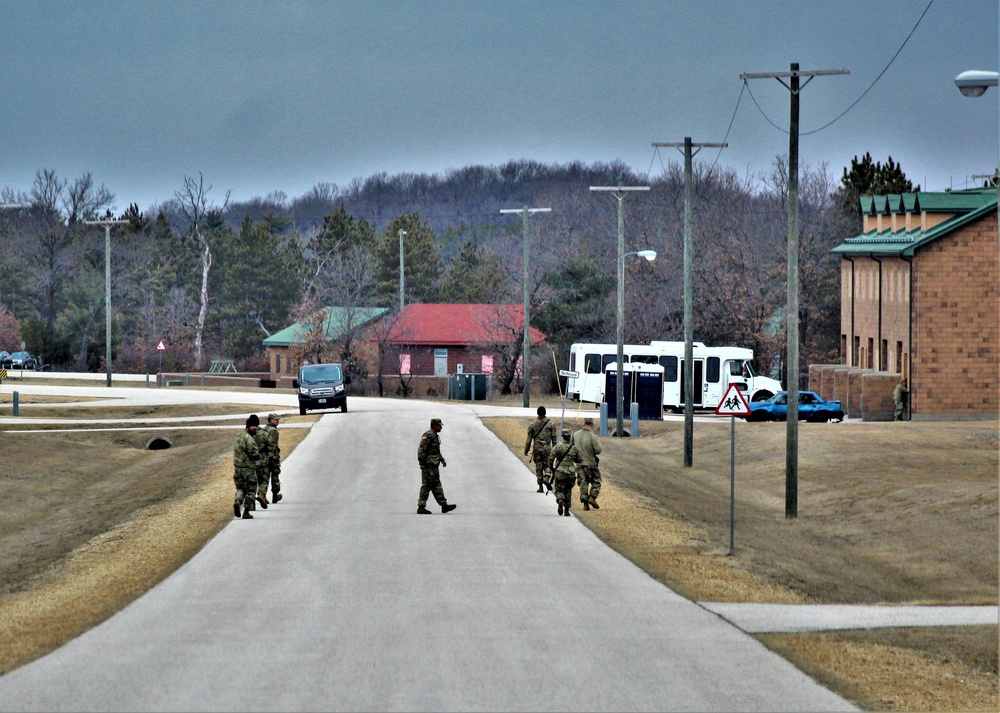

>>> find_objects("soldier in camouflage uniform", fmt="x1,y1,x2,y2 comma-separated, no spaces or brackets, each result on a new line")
524,405,557,493
417,418,457,514
550,428,581,516
233,414,262,519
257,413,283,504
572,417,603,511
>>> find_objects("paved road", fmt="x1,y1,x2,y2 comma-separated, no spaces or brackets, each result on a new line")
0,394,855,712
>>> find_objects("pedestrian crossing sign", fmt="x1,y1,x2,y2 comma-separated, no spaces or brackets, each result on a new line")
715,383,752,417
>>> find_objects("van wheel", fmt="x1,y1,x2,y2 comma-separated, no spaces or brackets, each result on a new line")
341,403,348,413
299,405,307,416
751,391,772,402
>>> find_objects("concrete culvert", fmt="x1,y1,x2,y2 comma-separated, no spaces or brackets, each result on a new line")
145,436,174,450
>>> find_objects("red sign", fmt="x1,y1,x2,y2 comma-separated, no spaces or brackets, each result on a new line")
156,340,166,351
715,383,752,417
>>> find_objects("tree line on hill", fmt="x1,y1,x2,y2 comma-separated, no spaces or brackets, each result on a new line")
0,155,915,391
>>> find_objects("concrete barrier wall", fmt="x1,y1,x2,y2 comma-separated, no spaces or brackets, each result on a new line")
861,372,900,422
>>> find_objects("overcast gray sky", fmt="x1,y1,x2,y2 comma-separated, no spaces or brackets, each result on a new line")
1,0,997,214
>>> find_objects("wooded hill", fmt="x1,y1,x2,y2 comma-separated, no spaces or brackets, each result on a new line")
1,157,861,392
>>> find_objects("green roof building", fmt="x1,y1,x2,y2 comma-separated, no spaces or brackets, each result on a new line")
829,188,997,419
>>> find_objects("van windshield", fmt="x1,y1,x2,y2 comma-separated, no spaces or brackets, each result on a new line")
300,364,342,383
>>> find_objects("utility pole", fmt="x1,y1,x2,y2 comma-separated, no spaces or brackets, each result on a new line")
740,63,848,518
589,186,650,437
652,138,727,467
398,229,407,313
500,206,551,408
85,217,129,387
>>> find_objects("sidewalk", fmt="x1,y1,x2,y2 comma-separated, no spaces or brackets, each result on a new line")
698,602,999,633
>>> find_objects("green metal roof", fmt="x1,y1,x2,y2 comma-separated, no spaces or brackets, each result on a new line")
834,188,997,257
262,307,390,347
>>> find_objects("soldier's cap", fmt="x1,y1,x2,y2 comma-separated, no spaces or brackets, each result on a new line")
430,418,443,427
584,417,594,425
246,414,260,428
267,413,281,421
562,428,572,437
537,406,546,417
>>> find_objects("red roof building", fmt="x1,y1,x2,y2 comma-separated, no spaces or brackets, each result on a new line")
377,303,546,377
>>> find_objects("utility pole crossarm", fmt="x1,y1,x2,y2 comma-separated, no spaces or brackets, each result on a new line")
739,69,849,79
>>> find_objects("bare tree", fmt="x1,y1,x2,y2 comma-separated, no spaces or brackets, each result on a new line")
174,173,230,370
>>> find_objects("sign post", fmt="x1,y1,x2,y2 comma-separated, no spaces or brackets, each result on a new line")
156,340,166,387
557,369,579,437
715,383,752,555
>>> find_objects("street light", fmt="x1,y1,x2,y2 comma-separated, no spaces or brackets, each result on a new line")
954,70,998,97
590,185,650,437
85,217,129,387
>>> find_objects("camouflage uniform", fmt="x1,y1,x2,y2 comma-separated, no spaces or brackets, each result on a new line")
572,421,603,510
524,410,557,492
233,422,262,518
263,413,281,502
893,379,908,421
258,414,282,501
417,418,455,514
251,424,274,506
550,430,581,516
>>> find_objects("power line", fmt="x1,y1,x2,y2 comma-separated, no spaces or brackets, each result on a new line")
744,0,933,137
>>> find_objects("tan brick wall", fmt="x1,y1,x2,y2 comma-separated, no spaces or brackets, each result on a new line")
838,210,998,419
912,211,999,418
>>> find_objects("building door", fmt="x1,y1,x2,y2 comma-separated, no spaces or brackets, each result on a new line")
434,348,448,377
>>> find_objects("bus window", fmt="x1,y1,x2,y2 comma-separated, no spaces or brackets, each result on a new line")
729,360,744,376
602,354,616,370
632,355,658,365
660,355,678,382
584,353,602,374
707,356,720,383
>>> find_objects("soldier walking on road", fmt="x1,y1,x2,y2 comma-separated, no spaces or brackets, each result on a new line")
551,428,581,516
573,417,603,511
259,413,283,503
417,418,457,515
524,405,557,493
233,414,262,519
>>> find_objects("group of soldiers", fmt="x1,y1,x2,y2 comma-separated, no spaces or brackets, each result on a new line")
233,413,283,519
524,406,603,516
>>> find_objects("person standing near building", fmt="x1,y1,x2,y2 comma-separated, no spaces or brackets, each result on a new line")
572,417,603,511
524,405,557,493
550,428,581,516
417,418,457,515
233,414,262,519
893,378,908,421
259,413,283,503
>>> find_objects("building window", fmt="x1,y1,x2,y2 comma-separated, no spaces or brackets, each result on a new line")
867,338,874,369
400,354,411,375
481,355,493,374
880,339,887,371
896,342,903,374
841,334,847,364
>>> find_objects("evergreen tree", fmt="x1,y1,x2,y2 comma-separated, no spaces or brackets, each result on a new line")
439,239,508,303
373,213,443,307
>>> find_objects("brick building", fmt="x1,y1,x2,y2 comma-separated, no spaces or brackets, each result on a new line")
829,188,998,420
380,303,546,377
262,306,389,381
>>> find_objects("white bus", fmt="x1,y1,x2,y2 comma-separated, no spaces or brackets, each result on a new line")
565,341,782,411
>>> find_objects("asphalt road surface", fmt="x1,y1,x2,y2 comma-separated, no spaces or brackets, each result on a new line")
0,392,855,712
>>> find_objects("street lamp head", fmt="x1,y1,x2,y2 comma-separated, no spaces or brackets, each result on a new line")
637,250,657,261
955,70,998,97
